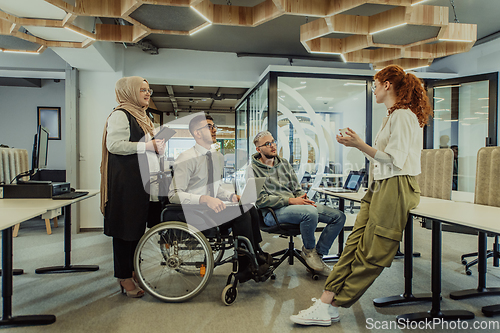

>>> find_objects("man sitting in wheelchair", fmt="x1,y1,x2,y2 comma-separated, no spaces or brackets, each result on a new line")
167,113,272,283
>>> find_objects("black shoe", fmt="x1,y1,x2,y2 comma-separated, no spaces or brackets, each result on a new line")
257,251,274,266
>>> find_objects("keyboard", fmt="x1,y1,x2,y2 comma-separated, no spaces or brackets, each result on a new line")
52,191,89,200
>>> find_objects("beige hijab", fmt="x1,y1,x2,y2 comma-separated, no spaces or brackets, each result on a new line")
100,76,155,215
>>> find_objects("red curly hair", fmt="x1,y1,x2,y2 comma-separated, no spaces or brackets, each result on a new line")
374,65,433,127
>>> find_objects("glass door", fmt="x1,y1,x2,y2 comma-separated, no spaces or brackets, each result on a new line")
430,73,498,195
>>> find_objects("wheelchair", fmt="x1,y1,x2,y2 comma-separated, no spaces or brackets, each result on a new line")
133,201,274,305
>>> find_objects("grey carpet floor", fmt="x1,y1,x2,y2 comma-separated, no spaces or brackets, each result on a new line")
5,216,500,333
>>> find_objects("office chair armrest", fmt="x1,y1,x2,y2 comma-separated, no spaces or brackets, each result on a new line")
266,207,282,228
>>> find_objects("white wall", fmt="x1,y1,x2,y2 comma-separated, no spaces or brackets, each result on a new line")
78,70,124,229
0,79,66,170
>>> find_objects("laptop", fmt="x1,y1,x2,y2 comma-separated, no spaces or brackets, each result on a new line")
324,170,365,193
224,177,266,206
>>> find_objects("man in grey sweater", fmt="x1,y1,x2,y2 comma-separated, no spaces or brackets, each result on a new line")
250,131,346,275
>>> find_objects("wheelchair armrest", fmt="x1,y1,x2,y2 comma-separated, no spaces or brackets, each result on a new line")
161,203,219,230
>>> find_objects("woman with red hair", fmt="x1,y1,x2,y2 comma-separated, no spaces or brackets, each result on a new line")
290,65,433,326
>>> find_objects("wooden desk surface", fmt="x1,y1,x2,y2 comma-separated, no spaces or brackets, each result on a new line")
0,190,99,211
0,207,48,230
314,188,500,235
313,188,366,202
411,200,500,235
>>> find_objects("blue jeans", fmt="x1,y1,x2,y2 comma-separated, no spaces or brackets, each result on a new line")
264,204,346,256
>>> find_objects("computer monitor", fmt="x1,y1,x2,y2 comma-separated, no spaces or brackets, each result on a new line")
32,125,49,172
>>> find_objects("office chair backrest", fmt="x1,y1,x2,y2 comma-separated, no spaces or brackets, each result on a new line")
417,148,453,200
475,146,500,208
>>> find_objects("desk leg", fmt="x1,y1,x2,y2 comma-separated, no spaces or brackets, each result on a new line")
374,215,432,307
1,227,55,326
323,198,344,262
35,205,99,274
450,231,500,300
397,220,474,321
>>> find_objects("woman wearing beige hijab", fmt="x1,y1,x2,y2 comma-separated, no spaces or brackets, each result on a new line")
100,76,165,298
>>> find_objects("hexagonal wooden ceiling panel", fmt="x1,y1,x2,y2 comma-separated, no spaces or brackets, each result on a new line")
0,0,479,69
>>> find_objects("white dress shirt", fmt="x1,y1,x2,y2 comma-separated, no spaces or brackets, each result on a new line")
364,108,423,181
106,110,161,200
168,143,234,204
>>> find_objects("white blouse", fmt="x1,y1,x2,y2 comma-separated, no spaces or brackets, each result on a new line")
365,108,423,181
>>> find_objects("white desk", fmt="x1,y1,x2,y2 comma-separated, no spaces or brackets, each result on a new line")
0,207,56,326
318,188,500,320
400,200,500,320
0,190,100,274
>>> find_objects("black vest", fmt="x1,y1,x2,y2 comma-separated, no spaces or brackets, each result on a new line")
104,110,150,241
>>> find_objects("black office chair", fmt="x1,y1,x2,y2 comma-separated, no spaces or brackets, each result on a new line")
461,235,500,276
258,207,320,280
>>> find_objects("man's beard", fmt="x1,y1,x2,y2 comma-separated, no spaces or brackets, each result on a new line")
262,151,277,159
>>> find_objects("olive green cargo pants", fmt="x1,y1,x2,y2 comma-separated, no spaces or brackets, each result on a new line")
324,175,420,308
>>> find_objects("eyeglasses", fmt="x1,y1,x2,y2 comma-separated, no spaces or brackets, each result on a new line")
140,88,153,95
197,124,218,132
371,82,376,93
258,140,277,148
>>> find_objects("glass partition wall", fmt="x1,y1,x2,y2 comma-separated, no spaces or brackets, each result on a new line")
428,73,498,195
236,71,373,195
236,69,498,197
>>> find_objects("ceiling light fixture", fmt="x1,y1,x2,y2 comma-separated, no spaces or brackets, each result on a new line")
3,49,39,54
64,26,96,40
434,85,462,89
190,23,212,35
190,6,212,23
310,50,342,56
405,64,430,71
370,23,407,35
411,0,431,6
344,82,367,86
294,86,306,90
439,38,474,42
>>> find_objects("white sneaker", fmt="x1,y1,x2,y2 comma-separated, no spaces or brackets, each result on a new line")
301,246,324,271
294,298,340,322
290,298,332,326
328,303,340,322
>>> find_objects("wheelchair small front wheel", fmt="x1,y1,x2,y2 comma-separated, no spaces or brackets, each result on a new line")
134,221,214,302
222,284,238,306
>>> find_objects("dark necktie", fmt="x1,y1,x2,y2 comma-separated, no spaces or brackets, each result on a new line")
206,151,215,197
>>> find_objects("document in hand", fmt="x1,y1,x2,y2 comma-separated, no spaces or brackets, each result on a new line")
153,126,176,141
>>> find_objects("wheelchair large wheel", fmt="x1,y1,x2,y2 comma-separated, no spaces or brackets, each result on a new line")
134,221,214,302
